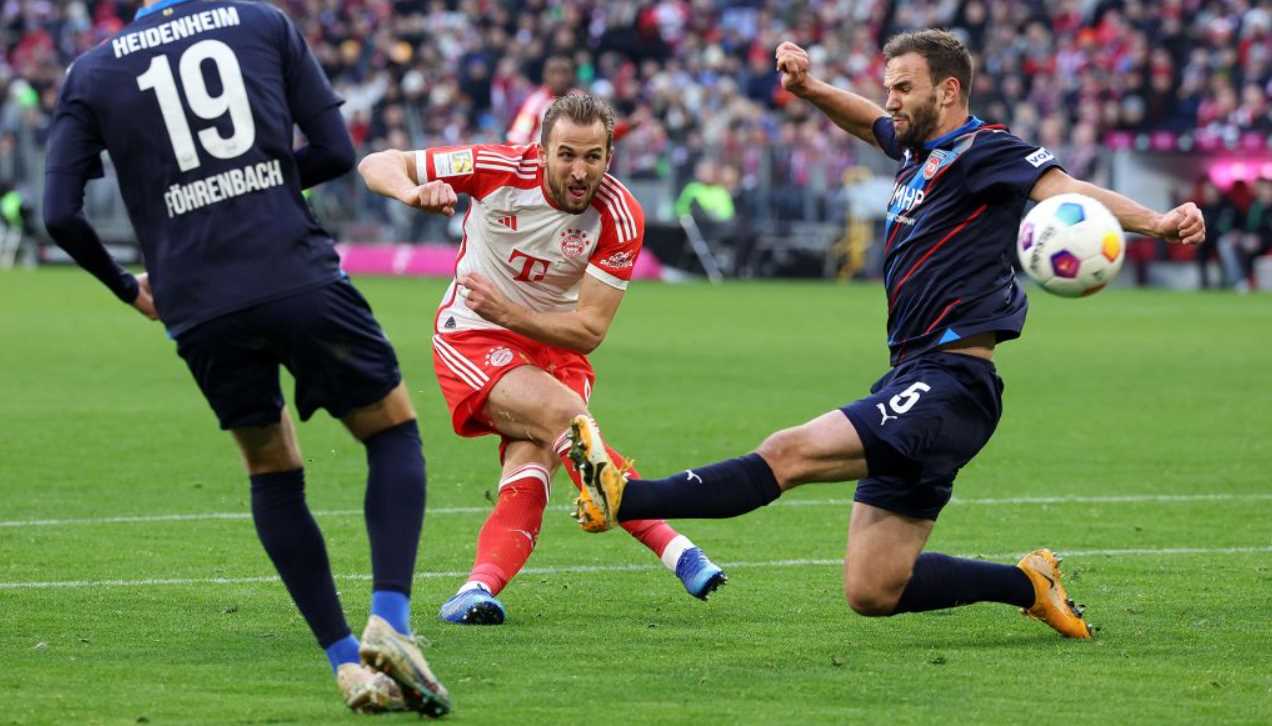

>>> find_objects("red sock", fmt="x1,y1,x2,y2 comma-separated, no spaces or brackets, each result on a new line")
553,433,681,560
466,464,550,596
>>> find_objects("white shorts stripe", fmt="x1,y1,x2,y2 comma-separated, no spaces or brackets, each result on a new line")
432,336,489,389
434,345,484,390
433,335,489,383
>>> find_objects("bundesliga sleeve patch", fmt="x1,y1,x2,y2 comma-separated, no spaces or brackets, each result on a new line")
433,149,474,178
1026,147,1056,168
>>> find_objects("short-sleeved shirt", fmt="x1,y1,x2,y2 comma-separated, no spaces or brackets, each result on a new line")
872,115,1063,365
44,0,344,337
416,144,644,335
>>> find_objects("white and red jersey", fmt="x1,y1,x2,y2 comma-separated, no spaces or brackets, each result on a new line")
506,87,557,145
415,143,644,334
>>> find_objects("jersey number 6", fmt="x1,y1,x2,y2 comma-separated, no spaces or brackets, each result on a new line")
888,382,931,414
136,39,255,172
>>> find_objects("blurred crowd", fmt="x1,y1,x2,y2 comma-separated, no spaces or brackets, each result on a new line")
2,0,1272,274
1192,176,1272,290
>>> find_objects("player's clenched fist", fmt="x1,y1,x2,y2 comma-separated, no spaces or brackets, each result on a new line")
1152,201,1206,245
405,179,458,216
776,41,812,95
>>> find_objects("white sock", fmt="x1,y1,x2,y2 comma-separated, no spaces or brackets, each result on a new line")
458,580,490,595
660,535,694,572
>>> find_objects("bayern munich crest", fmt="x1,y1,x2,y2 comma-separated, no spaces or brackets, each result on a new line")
559,228,588,257
485,346,515,367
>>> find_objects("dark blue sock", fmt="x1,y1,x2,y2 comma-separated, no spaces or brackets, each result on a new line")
618,453,782,521
324,634,361,673
893,552,1035,613
249,469,351,649
364,420,426,595
371,590,411,635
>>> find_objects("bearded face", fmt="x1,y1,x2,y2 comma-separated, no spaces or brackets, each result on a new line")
892,90,941,148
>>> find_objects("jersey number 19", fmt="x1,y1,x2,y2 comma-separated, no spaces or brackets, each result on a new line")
136,39,255,172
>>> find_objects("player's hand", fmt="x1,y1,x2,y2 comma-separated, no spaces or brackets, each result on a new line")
776,41,813,96
404,180,457,216
1152,202,1205,245
131,273,159,320
459,272,517,327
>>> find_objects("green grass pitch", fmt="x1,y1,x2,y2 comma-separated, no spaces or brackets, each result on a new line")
2,269,1270,724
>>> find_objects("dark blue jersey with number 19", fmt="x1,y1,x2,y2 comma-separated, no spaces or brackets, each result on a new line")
871,115,1063,365
44,0,343,336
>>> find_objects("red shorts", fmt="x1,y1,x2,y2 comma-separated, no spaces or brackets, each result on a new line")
431,329,595,438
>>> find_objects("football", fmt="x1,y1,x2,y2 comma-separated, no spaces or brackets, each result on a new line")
1017,192,1125,297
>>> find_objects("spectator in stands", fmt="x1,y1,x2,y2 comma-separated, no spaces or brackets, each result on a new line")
1233,178,1272,291
1197,177,1239,289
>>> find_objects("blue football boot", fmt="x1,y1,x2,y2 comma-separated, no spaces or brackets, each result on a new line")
438,588,506,625
676,547,727,600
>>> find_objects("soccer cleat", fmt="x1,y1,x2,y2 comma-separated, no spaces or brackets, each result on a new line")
675,547,728,601
335,662,406,713
358,615,452,717
567,415,629,532
1017,548,1094,639
438,588,506,625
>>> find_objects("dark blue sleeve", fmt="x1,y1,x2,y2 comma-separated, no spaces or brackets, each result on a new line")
871,116,904,161
43,63,105,180
280,11,343,123
43,62,137,304
294,104,355,189
964,132,1064,200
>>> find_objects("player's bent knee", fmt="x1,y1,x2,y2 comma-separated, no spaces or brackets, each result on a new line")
843,581,902,617
756,427,813,489
343,383,416,441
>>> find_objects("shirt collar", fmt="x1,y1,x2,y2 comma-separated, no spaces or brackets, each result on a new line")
923,115,984,150
136,0,198,21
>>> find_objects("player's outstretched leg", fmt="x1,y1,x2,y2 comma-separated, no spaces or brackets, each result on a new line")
439,452,551,625
235,415,407,712
560,416,727,599
567,420,784,528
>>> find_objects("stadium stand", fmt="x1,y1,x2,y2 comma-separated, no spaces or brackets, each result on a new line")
3,0,1271,286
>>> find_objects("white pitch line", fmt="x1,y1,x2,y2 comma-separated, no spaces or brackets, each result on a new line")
2,492,1269,530
2,545,1270,591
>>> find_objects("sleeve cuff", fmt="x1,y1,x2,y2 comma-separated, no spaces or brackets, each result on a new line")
415,150,429,183
586,263,629,290
112,272,140,304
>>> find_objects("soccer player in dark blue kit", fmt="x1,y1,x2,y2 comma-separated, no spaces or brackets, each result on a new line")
42,0,449,714
569,30,1205,638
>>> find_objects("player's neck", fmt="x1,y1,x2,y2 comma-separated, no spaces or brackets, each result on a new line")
925,111,971,145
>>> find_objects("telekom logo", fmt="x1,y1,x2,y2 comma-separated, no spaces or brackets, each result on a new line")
509,249,551,282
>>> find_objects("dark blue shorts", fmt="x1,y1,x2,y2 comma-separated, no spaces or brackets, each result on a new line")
840,352,1003,520
175,279,402,430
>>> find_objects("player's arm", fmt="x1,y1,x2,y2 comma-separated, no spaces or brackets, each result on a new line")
42,71,155,319
293,105,355,189
1030,168,1205,245
357,149,458,216
460,272,623,354
776,41,887,149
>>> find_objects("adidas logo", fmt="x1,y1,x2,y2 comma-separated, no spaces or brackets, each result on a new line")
496,214,518,231
444,317,456,329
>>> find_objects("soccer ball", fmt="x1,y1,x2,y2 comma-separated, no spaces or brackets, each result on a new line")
1017,193,1125,297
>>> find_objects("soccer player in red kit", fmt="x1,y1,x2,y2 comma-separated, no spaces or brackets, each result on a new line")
359,93,726,624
